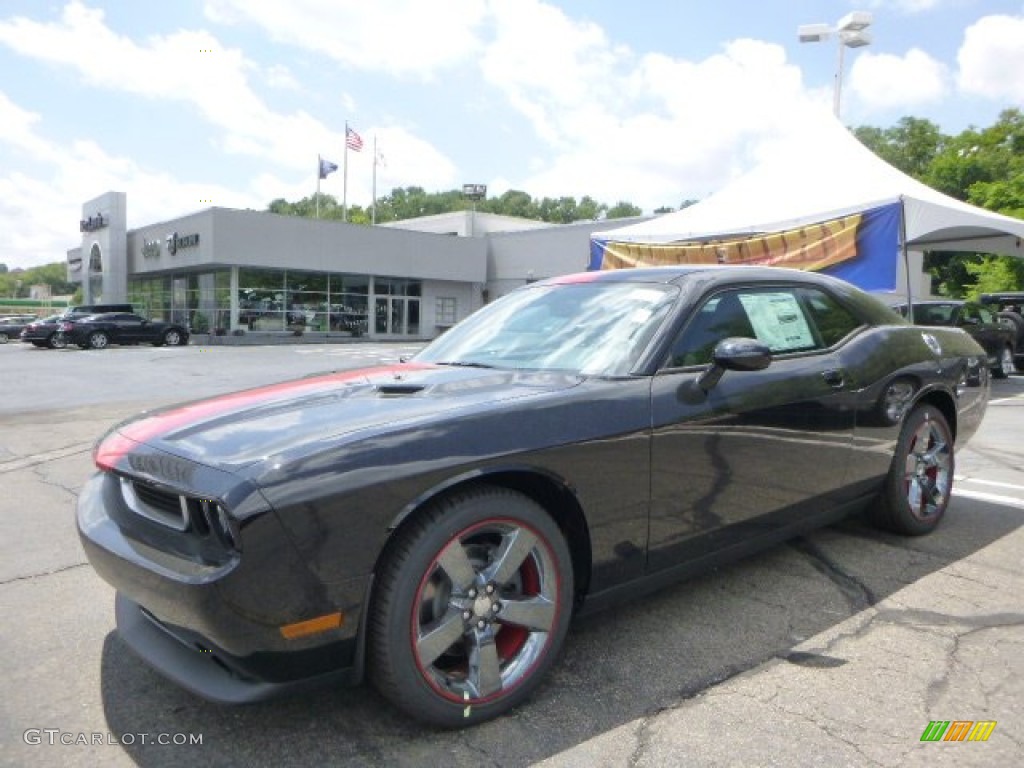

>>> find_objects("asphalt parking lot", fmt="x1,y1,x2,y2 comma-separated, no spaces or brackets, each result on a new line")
1,341,1021,767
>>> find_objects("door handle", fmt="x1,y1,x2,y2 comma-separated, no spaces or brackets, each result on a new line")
822,369,845,388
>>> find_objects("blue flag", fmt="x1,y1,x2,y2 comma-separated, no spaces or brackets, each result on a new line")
318,157,339,179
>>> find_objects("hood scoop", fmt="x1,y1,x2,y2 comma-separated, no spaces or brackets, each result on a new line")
376,382,426,396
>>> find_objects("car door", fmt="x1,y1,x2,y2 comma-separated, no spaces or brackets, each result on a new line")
647,284,858,573
110,313,145,344
957,303,1001,363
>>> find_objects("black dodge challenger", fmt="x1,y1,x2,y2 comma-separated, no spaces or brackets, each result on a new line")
78,266,989,726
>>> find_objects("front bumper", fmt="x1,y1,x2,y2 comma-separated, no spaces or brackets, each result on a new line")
115,594,358,703
78,469,368,701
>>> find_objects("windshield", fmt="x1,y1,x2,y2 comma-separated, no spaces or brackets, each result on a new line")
416,281,678,376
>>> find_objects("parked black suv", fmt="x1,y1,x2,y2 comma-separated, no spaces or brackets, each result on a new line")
892,300,1017,378
981,292,1024,372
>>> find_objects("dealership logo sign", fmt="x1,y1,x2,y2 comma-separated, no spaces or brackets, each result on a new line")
166,231,200,255
79,213,108,232
141,239,161,258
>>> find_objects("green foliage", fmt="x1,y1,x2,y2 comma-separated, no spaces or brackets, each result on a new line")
269,186,644,226
0,261,77,298
964,255,1024,298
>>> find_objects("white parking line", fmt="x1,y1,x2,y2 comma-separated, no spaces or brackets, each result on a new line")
955,477,1024,492
955,488,1024,508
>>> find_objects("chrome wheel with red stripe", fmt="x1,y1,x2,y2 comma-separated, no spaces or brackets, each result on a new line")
369,487,572,726
871,405,954,535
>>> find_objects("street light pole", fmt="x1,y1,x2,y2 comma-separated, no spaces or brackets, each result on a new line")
798,11,873,118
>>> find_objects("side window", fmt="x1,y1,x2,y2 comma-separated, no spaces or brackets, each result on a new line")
667,291,756,367
975,305,994,324
798,287,861,347
666,285,858,369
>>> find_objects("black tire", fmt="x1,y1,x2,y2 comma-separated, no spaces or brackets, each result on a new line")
87,331,109,350
368,486,573,727
163,329,183,346
48,333,66,349
0,332,8,343
870,405,954,536
993,345,1014,379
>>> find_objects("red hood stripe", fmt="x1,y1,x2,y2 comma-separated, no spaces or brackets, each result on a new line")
95,363,432,470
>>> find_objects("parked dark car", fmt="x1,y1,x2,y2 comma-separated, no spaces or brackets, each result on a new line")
78,266,989,727
892,300,1016,378
18,314,67,348
980,291,1024,372
59,313,189,349
0,314,39,343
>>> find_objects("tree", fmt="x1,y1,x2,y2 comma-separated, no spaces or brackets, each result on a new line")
606,201,642,219
270,186,643,226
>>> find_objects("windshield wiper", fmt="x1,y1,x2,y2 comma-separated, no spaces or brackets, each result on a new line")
434,360,498,369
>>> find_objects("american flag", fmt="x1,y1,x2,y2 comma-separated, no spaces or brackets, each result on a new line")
346,126,364,152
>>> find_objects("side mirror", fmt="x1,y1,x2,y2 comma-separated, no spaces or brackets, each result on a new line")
697,337,772,393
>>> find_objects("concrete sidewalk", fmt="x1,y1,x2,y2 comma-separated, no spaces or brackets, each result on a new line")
538,523,1023,767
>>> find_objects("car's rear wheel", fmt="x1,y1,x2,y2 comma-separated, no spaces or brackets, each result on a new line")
163,329,183,346
993,345,1014,378
369,486,573,727
870,405,953,535
88,331,109,350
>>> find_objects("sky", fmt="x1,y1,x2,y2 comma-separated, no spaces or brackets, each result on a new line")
1,0,1022,270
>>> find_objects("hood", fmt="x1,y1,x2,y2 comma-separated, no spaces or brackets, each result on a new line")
95,363,583,472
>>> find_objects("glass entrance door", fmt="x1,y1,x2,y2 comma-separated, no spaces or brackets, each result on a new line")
374,297,420,336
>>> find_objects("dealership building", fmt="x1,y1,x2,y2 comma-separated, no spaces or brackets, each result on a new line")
68,191,643,339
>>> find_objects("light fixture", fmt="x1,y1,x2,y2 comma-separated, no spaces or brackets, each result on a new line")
798,11,874,117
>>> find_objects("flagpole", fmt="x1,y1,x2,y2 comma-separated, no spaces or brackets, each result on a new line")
343,122,349,222
372,135,377,225
316,154,321,219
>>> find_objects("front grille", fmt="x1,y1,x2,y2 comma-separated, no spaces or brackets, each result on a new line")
119,478,238,550
121,478,188,531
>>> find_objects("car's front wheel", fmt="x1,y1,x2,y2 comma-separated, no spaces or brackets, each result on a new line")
88,331,109,350
0,332,8,343
993,345,1014,379
870,405,954,535
48,333,65,349
369,486,573,727
163,329,183,346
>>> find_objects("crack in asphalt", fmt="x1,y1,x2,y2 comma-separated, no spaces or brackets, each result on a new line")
0,444,92,474
0,560,89,586
788,537,877,610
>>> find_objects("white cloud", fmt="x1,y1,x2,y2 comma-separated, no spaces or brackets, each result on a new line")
957,13,1024,102
0,1,342,173
479,0,814,209
203,0,488,79
847,48,949,110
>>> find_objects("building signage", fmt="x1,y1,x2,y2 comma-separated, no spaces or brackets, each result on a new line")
79,213,108,232
141,239,161,258
166,232,200,255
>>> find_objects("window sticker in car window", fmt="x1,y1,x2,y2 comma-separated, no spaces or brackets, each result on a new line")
738,292,815,352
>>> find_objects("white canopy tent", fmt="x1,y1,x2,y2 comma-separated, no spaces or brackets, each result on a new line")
592,111,1024,297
